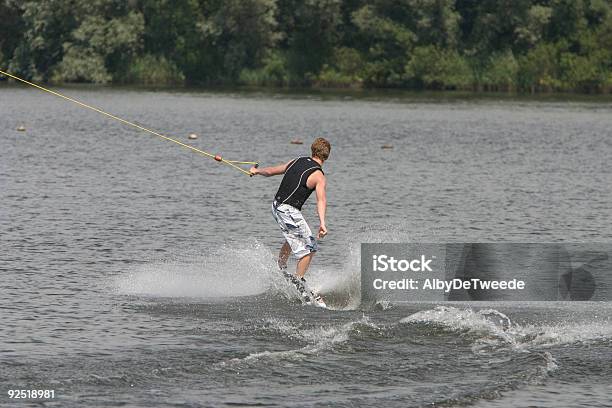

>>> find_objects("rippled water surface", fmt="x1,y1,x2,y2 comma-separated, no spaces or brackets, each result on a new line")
1,86,611,407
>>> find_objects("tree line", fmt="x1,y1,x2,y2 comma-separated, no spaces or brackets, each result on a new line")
1,0,611,92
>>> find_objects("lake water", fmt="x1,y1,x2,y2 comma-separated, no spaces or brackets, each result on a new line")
1,85,611,407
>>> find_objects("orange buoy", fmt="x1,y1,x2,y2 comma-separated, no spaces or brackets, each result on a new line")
214,155,222,162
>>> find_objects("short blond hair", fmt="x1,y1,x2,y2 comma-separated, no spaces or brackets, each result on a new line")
311,137,331,161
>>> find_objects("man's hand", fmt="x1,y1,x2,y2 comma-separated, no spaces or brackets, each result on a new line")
317,224,328,239
249,161,291,177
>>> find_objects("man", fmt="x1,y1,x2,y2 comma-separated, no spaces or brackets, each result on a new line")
250,138,330,304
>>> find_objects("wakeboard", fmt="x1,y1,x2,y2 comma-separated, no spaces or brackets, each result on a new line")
280,268,327,308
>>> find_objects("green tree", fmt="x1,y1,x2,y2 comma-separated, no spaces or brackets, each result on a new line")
0,1,24,70
517,42,561,92
514,5,553,49
52,8,144,83
0,0,609,91
139,0,279,84
139,0,202,82
351,3,415,86
7,0,78,80
239,51,289,86
457,0,535,57
7,0,143,83
481,51,519,91
277,0,342,82
405,45,471,89
316,46,364,87
199,0,279,82
559,51,608,92
404,0,462,48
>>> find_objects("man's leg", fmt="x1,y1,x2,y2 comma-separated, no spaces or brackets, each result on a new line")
278,241,291,269
295,252,315,278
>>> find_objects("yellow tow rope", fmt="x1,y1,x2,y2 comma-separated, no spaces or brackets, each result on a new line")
0,69,257,176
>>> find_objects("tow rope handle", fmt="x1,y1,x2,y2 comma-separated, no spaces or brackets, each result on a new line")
214,155,258,176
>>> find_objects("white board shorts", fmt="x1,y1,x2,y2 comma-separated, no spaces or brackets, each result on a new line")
271,201,318,259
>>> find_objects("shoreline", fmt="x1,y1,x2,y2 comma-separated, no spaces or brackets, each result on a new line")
2,81,612,103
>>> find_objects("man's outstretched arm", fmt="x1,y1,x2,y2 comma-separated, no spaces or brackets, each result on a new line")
250,161,291,177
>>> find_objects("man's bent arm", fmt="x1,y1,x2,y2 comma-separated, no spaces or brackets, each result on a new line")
250,161,291,177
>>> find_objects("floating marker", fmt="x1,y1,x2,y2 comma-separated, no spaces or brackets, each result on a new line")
188,133,198,140
290,139,303,145
17,125,26,131
381,144,393,149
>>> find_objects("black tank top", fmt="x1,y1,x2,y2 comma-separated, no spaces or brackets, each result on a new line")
275,157,323,210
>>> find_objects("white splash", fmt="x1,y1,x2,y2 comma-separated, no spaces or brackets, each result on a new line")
114,241,284,298
401,305,612,352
